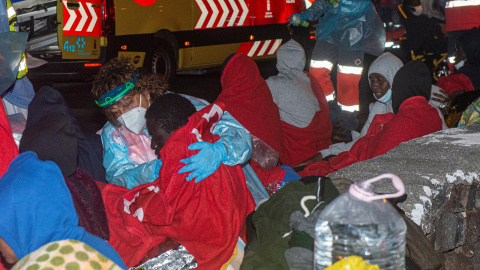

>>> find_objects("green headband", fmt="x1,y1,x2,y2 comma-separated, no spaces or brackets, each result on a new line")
95,74,139,108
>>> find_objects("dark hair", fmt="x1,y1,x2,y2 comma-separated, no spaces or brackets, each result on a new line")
221,53,236,77
91,57,168,126
145,94,197,134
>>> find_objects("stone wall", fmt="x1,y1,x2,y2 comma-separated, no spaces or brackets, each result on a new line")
328,123,480,268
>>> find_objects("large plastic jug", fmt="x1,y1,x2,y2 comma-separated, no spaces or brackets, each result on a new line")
314,174,407,270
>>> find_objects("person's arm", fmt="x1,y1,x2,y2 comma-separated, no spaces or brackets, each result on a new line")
182,93,252,165
101,125,157,189
179,110,252,183
213,111,252,165
305,0,330,20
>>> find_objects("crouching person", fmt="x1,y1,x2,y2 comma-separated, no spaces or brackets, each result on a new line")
0,152,126,269
102,94,255,269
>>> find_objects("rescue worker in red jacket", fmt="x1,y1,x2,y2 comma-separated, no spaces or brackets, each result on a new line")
289,0,385,112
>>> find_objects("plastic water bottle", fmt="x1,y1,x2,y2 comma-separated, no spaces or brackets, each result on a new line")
290,15,309,27
314,174,407,270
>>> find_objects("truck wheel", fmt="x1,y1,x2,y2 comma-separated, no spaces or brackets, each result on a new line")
151,44,176,84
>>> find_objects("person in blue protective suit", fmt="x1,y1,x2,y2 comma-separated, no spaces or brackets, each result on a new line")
91,58,251,189
289,0,385,113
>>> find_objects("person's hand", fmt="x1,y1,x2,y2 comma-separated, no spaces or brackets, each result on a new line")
295,152,323,168
288,13,309,26
431,89,450,104
432,89,452,112
178,141,228,183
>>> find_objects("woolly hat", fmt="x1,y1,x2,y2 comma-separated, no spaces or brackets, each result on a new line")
368,52,404,88
20,113,78,176
391,60,432,114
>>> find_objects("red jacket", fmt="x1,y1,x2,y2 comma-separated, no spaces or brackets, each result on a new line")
436,73,475,95
282,73,332,166
0,98,18,178
300,97,443,177
103,103,255,269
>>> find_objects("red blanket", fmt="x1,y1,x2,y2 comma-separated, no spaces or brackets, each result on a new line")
103,103,255,269
301,97,443,177
217,53,286,163
436,73,475,95
0,98,18,177
282,73,332,166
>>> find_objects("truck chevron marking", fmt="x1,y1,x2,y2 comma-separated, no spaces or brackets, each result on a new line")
206,0,219,28
238,0,248,26
62,0,101,36
75,2,87,32
63,0,77,31
217,0,229,27
195,0,209,29
227,0,239,27
238,39,282,57
86,3,97,32
195,0,249,29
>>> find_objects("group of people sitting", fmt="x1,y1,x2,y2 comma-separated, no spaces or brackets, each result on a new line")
0,26,479,270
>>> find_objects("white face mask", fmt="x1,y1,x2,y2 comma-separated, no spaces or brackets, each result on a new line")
118,94,149,135
412,5,423,16
374,89,392,103
454,60,465,70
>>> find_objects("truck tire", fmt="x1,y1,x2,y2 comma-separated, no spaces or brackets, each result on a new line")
150,43,176,84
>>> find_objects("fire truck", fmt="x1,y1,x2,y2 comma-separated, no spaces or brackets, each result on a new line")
14,0,304,81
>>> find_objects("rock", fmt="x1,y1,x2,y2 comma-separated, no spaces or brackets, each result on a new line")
443,248,473,270
434,212,465,252
328,123,480,232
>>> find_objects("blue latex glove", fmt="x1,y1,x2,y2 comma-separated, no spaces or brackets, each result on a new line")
179,141,228,183
288,12,310,26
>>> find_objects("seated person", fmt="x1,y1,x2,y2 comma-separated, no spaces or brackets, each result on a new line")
216,53,291,190
437,27,480,98
0,152,127,269
102,94,255,269
19,113,109,241
300,52,403,165
265,39,332,167
402,0,447,57
26,86,106,182
458,95,480,127
91,58,251,188
300,60,444,177
300,53,449,166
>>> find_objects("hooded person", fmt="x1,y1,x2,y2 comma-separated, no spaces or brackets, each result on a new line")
266,39,332,167
0,151,127,269
300,60,443,177
216,53,290,188
19,113,110,241
26,86,106,182
300,52,403,165
437,27,480,95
